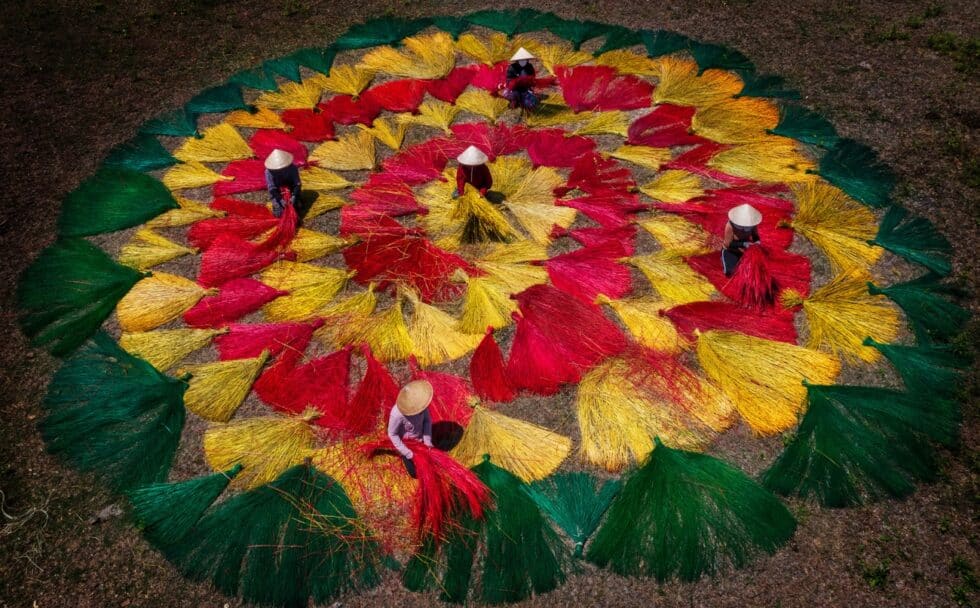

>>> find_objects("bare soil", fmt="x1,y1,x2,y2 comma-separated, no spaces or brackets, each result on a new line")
1,1,978,607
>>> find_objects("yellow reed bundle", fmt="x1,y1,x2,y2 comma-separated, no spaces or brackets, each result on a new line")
708,136,816,183
637,213,714,255
629,252,716,305
523,106,582,129
575,111,630,137
782,270,899,364
455,32,534,65
316,64,375,97
455,89,510,123
696,330,841,435
789,181,882,272
443,187,516,249
359,32,456,79
299,166,354,192
637,357,736,433
310,130,376,171
303,194,347,220
173,123,253,163
116,272,211,332
504,166,574,244
289,229,350,262
361,297,414,362
406,293,483,367
358,117,407,150
118,229,196,271
162,162,232,191
577,356,714,472
204,409,318,489
596,294,687,354
146,196,225,228
312,440,416,551
652,56,743,108
535,44,592,75
261,261,353,321
456,274,516,334
119,327,226,371
313,284,378,349
226,107,289,130
690,97,780,143
177,351,269,423
594,49,661,76
474,241,550,294
398,100,459,134
488,155,532,198
255,77,327,110
605,144,671,170
639,169,704,204
451,406,572,482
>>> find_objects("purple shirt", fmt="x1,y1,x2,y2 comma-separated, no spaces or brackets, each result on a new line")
387,406,433,459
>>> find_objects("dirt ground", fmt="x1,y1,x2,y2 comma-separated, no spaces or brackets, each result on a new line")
0,1,978,607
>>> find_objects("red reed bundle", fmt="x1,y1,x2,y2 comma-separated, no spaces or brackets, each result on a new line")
469,62,509,91
188,198,276,250
183,278,287,328
514,284,627,366
343,232,474,302
363,439,489,543
410,358,476,426
664,300,798,344
470,328,515,403
451,122,526,160
627,104,707,147
214,159,268,196
567,224,638,253
562,153,635,195
557,65,654,112
425,65,479,102
361,78,428,113
319,93,381,126
381,139,453,184
248,130,309,165
253,346,352,424
280,108,336,141
545,240,633,304
341,174,425,236
723,244,778,309
558,192,645,228
346,344,400,435
687,246,812,306
196,233,293,287
506,311,581,395
525,129,596,168
214,319,321,360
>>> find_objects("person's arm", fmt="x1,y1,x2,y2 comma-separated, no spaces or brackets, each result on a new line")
266,169,284,204
387,409,414,459
476,165,492,195
722,222,734,249
422,410,433,448
455,166,466,195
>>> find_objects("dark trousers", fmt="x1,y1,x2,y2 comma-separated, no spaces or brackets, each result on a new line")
401,455,417,479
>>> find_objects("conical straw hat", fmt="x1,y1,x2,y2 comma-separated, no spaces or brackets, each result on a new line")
727,203,763,227
395,380,434,415
264,149,294,170
511,47,535,61
457,145,489,166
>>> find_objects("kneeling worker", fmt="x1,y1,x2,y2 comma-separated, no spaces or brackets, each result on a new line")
387,380,434,479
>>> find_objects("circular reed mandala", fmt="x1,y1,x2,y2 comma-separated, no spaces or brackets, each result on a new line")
20,10,966,607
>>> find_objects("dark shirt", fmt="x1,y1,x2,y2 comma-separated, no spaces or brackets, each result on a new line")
456,164,493,194
264,165,301,205
505,62,536,90
723,222,760,253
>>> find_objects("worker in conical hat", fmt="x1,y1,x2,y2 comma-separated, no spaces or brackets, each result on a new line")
264,149,302,218
454,145,493,198
502,47,539,111
387,379,434,478
722,203,763,276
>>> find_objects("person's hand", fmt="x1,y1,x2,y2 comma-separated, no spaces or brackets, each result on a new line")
452,190,460,199
405,451,413,460
479,188,488,196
